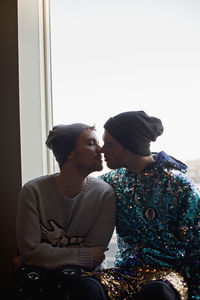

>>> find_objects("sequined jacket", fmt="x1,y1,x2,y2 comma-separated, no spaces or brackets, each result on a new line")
100,151,200,300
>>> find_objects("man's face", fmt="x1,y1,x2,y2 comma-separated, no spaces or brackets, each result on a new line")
101,130,127,169
70,129,103,173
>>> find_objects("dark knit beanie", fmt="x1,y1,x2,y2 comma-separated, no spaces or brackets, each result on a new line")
104,111,164,156
46,123,89,167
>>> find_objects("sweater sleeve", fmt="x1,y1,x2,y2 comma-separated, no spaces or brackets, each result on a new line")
84,187,116,247
16,186,93,270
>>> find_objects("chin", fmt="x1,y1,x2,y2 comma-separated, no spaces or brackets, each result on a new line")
92,163,103,172
106,161,116,170
97,164,103,171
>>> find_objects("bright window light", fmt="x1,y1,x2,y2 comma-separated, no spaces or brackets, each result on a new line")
48,0,200,266
49,0,200,163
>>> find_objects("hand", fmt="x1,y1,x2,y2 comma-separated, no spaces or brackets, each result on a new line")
92,246,108,268
12,256,23,272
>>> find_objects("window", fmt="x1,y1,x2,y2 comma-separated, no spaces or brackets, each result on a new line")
49,0,200,165
17,0,200,269
49,0,200,267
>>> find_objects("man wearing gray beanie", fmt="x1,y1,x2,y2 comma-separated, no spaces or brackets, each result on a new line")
15,123,116,300
87,111,200,300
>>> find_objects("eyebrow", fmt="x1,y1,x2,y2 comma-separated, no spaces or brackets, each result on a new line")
104,141,113,145
85,138,99,143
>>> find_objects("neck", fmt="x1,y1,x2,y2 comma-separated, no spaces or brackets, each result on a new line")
54,166,88,199
126,154,155,174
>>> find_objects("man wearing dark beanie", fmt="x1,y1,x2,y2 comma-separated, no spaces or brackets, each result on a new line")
15,123,116,300
104,110,163,156
86,111,200,300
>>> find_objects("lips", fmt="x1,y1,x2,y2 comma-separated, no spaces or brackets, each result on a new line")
95,156,102,163
95,154,104,164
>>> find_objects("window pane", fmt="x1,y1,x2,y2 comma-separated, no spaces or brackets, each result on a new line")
50,0,200,163
49,0,200,266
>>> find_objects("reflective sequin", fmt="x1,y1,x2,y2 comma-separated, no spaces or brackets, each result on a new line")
83,267,188,300
97,152,200,300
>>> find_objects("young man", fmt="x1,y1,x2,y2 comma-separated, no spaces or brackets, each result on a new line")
87,111,200,300
15,123,116,300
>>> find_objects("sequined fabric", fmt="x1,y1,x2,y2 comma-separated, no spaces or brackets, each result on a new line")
83,266,188,300
99,151,200,300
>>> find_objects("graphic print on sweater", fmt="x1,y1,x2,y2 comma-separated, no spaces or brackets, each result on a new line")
40,220,85,247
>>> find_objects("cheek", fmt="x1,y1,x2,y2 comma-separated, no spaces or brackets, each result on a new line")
113,151,124,162
103,148,112,155
106,150,118,159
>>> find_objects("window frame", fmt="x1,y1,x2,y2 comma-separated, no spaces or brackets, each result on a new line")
17,0,117,267
18,0,54,184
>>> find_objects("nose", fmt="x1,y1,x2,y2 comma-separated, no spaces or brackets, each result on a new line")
98,145,105,153
96,144,103,153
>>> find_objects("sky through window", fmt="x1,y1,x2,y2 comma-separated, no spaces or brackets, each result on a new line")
49,0,200,163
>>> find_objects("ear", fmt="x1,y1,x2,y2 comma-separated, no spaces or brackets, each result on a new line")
67,152,73,160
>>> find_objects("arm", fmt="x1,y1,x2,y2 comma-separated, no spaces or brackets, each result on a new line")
84,188,116,247
178,183,200,300
185,194,200,300
16,186,93,270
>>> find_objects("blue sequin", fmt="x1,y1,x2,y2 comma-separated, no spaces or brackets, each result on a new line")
100,151,200,300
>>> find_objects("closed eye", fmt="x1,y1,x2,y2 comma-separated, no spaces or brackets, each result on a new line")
104,142,113,148
86,139,99,146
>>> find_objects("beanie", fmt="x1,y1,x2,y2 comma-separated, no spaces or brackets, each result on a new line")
104,111,163,155
46,123,89,167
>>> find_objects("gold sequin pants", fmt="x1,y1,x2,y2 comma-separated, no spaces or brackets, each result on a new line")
82,266,188,300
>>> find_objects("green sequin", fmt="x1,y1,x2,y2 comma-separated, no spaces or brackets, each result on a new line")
100,152,200,299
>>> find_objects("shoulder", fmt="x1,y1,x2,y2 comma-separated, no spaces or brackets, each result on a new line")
22,174,54,193
166,168,199,189
159,167,200,202
87,176,114,195
99,168,126,183
86,177,116,209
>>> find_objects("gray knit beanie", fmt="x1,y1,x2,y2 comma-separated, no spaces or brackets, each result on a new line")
46,123,89,167
104,111,163,155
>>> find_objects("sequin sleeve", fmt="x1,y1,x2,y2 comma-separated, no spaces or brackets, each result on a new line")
99,169,200,299
180,183,200,300
99,170,118,184
99,169,124,185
